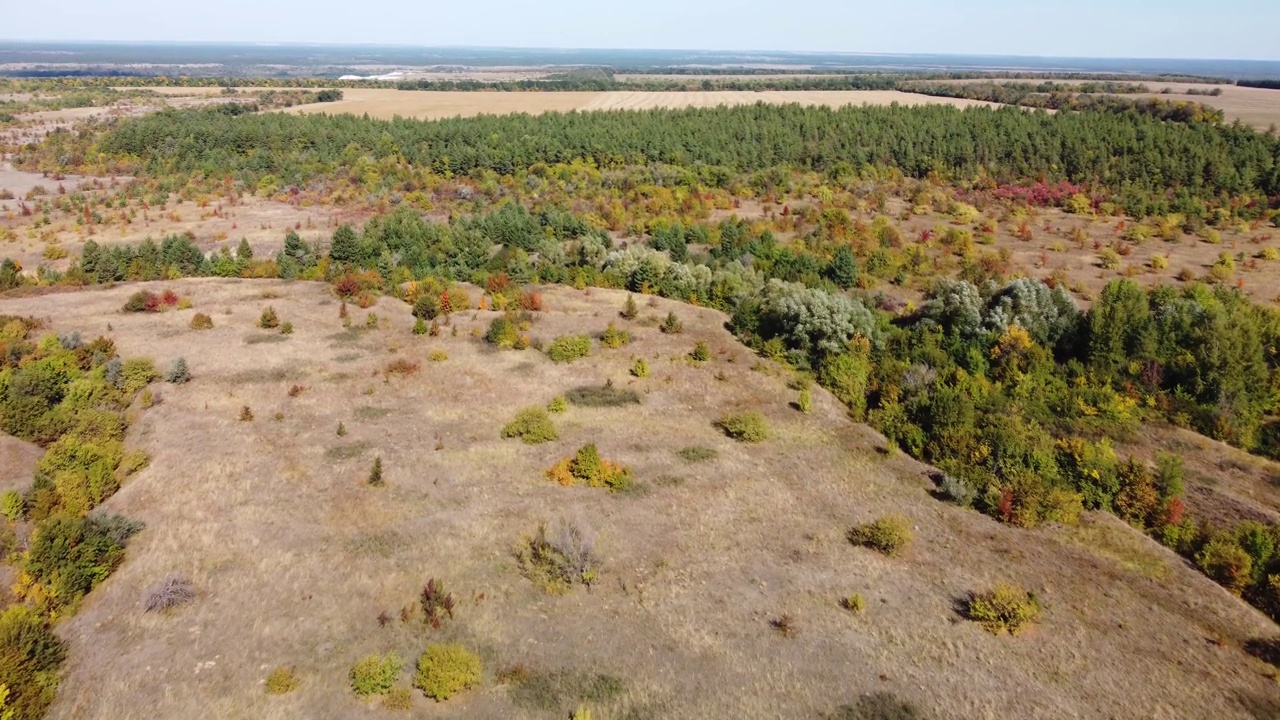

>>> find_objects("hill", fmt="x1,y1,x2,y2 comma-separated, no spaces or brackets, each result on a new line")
1,279,1277,719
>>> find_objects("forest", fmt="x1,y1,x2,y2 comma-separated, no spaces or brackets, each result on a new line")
60,102,1280,220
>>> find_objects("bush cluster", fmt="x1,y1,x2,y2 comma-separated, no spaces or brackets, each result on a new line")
351,652,403,697
414,644,482,701
717,412,769,443
967,582,1041,635
546,334,592,363
546,444,631,492
848,515,913,557
516,521,599,593
501,407,559,444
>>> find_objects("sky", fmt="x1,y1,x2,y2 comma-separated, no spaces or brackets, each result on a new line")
6,0,1279,60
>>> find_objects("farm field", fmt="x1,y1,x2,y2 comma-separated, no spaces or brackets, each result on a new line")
0,280,1276,720
281,88,1004,120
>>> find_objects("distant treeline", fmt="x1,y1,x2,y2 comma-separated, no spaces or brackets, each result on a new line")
907,81,1226,123
87,102,1280,218
1239,79,1280,90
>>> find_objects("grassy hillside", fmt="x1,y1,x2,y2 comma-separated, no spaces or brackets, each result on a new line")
0,279,1275,719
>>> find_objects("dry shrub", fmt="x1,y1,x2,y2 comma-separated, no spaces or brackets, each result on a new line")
143,574,194,613
384,358,421,377
265,666,300,695
189,312,214,330
287,384,306,397
383,687,413,710
420,578,456,629
519,290,544,311
566,382,640,408
516,520,599,593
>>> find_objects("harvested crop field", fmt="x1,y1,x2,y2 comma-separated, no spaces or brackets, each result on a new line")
283,88,1004,120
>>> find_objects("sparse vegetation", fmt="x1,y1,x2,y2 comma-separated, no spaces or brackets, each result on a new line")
566,382,641,407
189,312,213,329
840,594,866,614
368,457,384,486
677,446,717,462
691,341,711,362
660,311,683,334
848,515,913,556
600,322,630,349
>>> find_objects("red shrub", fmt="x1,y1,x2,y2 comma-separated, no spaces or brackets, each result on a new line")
998,487,1014,524
143,293,163,313
161,289,180,307
518,291,544,312
1165,497,1185,527
333,273,361,299
486,272,511,295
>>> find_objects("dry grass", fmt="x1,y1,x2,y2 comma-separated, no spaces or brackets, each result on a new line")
279,88,1005,121
0,278,1275,719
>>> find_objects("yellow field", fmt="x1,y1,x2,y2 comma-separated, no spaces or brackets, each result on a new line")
282,88,1003,120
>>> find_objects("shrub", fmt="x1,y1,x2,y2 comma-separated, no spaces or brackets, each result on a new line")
122,290,159,313
631,359,649,378
967,582,1041,635
0,491,23,521
280,321,294,335
825,693,925,720
547,335,592,363
23,514,128,612
413,294,440,320
620,294,638,320
143,574,194,613
163,358,191,384
518,290,544,312
351,652,403,697
420,578,456,629
366,313,378,329
547,396,568,413
691,341,711,362
546,444,632,491
119,358,159,395
0,605,66,720
848,515,913,556
368,457,384,487
412,317,428,335
414,644,482,701
660,311,683,334
258,306,280,329
566,382,640,407
600,323,630,349
840,594,866,614
798,388,813,413
1196,535,1253,594
265,666,299,695
239,406,253,422
384,359,420,377
516,521,599,593
484,314,522,349
427,350,448,362
502,407,558,444
336,421,347,437
189,313,213,330
717,411,769,443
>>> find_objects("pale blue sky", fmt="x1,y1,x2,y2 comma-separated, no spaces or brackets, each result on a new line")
8,0,1279,60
